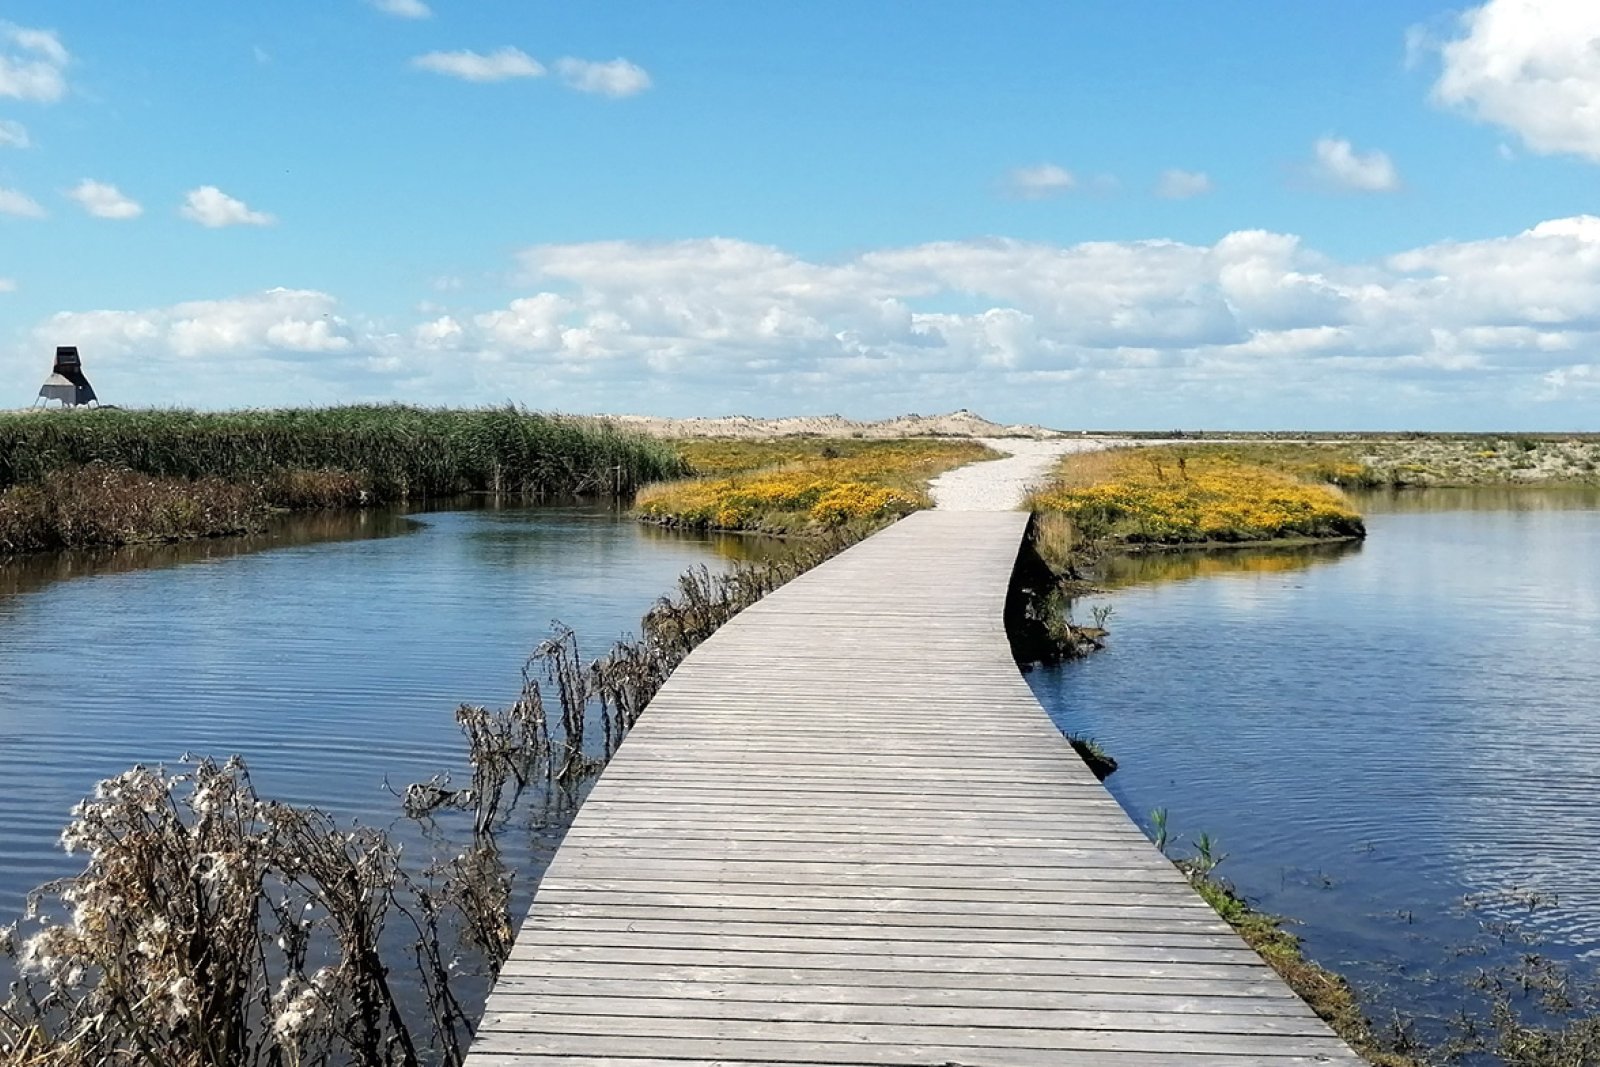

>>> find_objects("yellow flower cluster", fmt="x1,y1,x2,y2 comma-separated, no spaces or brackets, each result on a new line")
1028,448,1365,545
639,438,993,533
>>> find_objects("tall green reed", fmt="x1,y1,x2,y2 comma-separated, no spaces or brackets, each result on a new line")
0,405,687,500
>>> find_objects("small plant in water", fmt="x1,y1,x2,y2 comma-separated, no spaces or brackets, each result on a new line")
1150,807,1170,855
1191,831,1227,878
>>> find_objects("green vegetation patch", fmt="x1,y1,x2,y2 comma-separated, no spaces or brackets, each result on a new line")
0,405,687,501
638,437,997,535
1026,446,1366,549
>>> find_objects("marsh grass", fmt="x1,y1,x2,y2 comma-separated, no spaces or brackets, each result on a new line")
0,406,687,502
0,406,686,556
639,437,996,533
0,465,267,554
1117,437,1600,488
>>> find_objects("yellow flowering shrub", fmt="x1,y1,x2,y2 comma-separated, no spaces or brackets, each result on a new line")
638,438,993,533
1026,447,1365,545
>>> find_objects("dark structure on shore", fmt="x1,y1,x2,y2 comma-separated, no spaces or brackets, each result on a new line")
36,346,97,407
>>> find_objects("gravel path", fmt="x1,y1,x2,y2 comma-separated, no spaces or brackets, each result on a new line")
929,437,1115,512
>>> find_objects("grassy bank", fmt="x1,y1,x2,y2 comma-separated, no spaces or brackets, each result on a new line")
1122,436,1600,487
637,437,996,534
1169,851,1419,1067
0,406,687,556
1026,446,1366,554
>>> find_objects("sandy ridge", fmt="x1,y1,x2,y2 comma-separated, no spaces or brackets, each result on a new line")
613,409,1066,440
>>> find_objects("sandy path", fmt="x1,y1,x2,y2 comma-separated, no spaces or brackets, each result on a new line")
929,437,1116,512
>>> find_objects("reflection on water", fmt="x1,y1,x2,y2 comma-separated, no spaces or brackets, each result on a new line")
1353,484,1600,513
0,509,421,600
0,503,737,923
1097,539,1362,588
1027,489,1600,1031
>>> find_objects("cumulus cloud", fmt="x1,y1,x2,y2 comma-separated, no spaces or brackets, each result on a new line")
367,0,431,18
42,288,354,360
28,218,1600,422
1432,0,1600,162
1542,363,1600,397
67,179,142,220
1156,169,1213,199
0,23,68,102
181,186,274,228
411,47,544,82
458,219,1600,413
0,118,27,147
0,186,44,217
1310,137,1401,192
554,57,652,97
1003,164,1076,200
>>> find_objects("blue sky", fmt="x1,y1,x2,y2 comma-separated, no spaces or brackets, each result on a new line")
3,1,1599,428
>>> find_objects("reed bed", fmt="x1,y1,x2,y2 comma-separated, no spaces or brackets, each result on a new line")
639,437,995,533
1027,446,1366,547
0,406,687,556
0,405,687,501
0,465,266,554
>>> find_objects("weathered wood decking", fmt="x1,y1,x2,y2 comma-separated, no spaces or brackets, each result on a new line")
468,510,1361,1066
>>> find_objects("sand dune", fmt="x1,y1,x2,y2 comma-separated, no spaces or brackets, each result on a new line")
612,409,1067,439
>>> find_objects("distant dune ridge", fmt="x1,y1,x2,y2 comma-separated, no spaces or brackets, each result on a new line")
613,409,1065,439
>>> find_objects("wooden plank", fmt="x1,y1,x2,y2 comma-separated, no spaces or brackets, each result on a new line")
462,511,1361,1065
485,976,1308,1012
478,998,1334,1036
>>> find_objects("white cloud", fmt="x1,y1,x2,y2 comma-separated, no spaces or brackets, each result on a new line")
0,118,28,148
0,186,44,217
0,23,68,102
411,48,544,82
1156,169,1213,199
1003,164,1076,200
27,217,1600,423
1310,137,1401,192
42,288,354,360
0,277,15,293
1432,0,1600,163
1542,363,1600,397
414,315,464,348
68,179,143,220
181,185,274,228
368,0,432,17
554,57,652,98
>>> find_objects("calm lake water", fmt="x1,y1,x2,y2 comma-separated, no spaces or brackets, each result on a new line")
5,489,1597,1041
1026,487,1600,1029
0,503,752,922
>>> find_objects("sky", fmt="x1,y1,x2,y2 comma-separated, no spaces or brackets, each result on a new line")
2,0,1600,429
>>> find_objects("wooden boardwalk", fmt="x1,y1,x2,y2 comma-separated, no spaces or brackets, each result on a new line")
468,511,1362,1066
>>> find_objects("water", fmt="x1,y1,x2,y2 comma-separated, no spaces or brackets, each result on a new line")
1026,487,1600,1029
0,502,754,921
